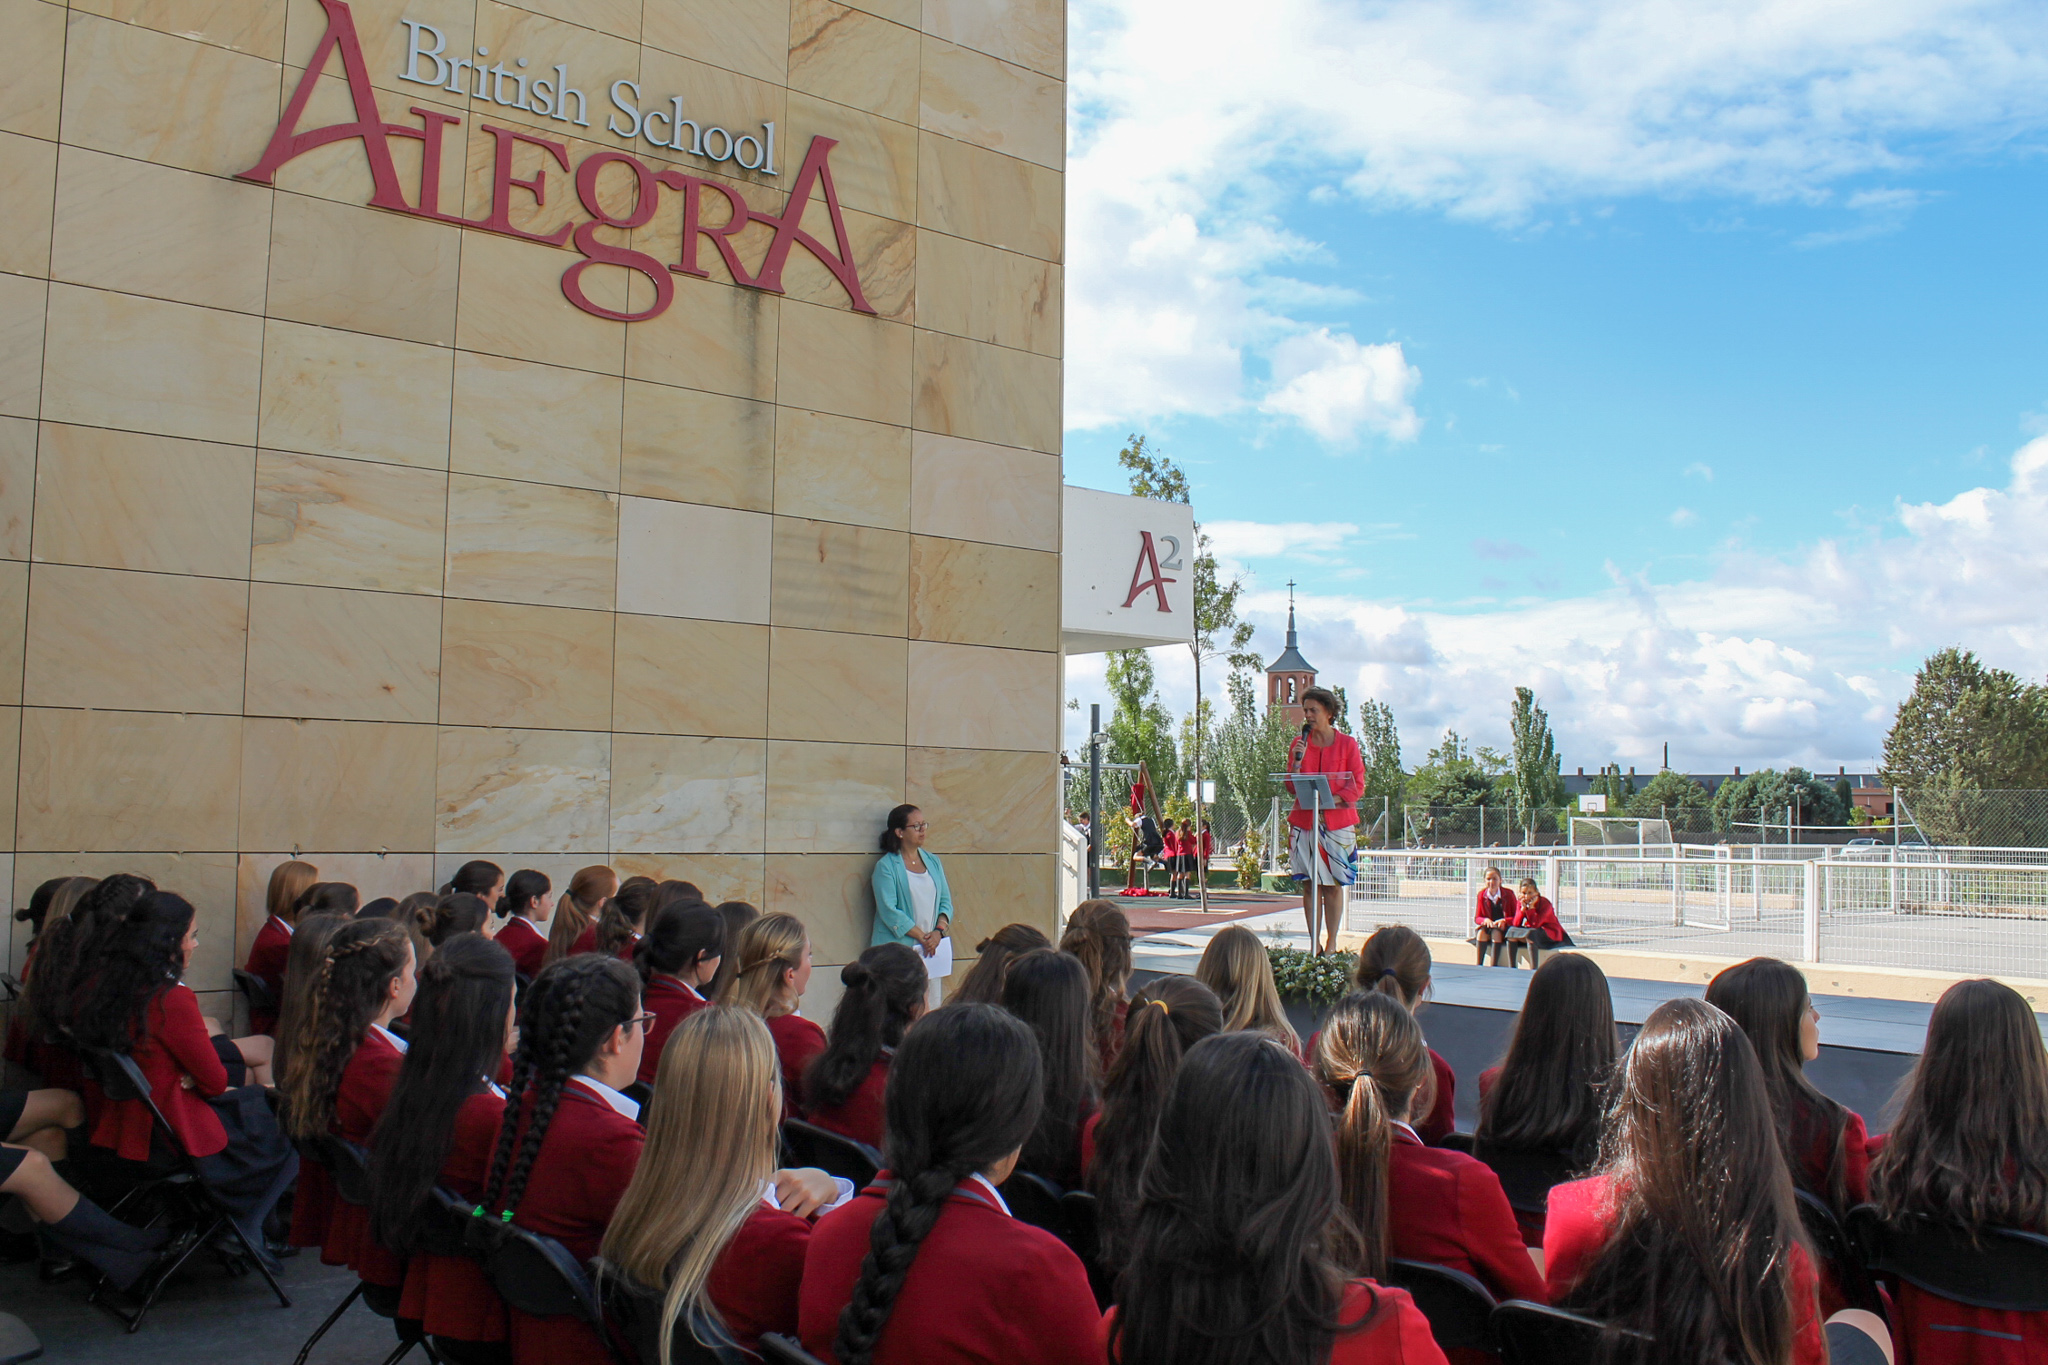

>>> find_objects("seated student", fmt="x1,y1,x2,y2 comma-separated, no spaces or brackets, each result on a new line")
491,871,553,979
726,913,826,1114
949,923,1052,1006
1507,878,1573,968
604,1007,846,1357
543,865,616,970
998,949,1099,1190
709,899,760,1001
1195,924,1302,1055
444,860,506,911
79,889,297,1265
572,876,659,959
1472,866,1518,967
427,893,490,951
478,955,649,1365
1873,977,2048,1365
1352,927,1457,1144
1317,991,1544,1318
371,933,519,1353
272,910,352,1253
1473,953,1615,1244
800,1004,1100,1364
1107,1031,1448,1365
278,918,417,1286
3,1087,172,1289
1085,975,1223,1265
1060,900,1134,1071
1707,958,1873,1209
802,944,928,1148
634,899,725,1085
1544,998,1892,1365
8,877,99,1093
243,860,318,1033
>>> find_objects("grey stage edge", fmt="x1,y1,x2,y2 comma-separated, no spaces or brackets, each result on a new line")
1131,961,2048,1133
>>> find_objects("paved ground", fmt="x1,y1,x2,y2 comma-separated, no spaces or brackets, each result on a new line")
1,1250,397,1364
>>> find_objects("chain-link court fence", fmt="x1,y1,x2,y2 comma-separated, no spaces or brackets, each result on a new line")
1347,846,2048,980
1893,788,2048,848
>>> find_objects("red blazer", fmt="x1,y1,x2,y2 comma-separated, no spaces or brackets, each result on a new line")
768,1012,828,1115
503,1082,646,1365
1511,895,1564,941
1474,887,1518,927
807,1057,889,1149
1478,1066,1500,1105
399,1087,512,1343
1103,1280,1449,1364
1798,1107,1872,1207
326,1028,407,1286
569,924,599,957
639,975,710,1084
799,1178,1098,1364
495,916,548,979
1099,997,1130,1075
244,915,293,1034
1161,830,1184,858
1079,1110,1102,1179
707,1199,810,1353
91,983,229,1162
1543,1175,1825,1365
1893,1273,2048,1364
1417,1048,1457,1146
1387,1128,1546,1304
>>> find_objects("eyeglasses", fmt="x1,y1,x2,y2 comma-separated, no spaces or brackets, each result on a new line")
629,1013,658,1033
905,822,928,832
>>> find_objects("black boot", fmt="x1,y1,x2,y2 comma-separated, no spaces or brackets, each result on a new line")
1475,939,1489,966
1505,941,1523,969
40,1196,170,1291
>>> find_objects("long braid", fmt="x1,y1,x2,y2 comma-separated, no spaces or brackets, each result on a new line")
835,1167,959,1365
498,987,586,1216
281,921,408,1139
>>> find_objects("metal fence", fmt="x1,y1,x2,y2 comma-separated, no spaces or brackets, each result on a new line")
1346,846,2048,979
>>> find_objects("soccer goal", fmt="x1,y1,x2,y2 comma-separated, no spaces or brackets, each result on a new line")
1569,817,1674,853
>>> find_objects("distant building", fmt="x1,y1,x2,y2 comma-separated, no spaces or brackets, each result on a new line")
1265,584,1316,727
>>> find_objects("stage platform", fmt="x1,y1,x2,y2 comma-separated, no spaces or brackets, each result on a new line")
1131,910,2048,1132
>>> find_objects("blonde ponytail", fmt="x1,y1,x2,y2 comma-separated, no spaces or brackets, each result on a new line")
1313,990,1433,1279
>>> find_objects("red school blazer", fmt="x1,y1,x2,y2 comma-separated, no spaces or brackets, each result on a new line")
1511,896,1565,942
807,1057,889,1150
243,915,293,1034
326,1028,407,1286
91,983,230,1162
569,924,640,962
768,1012,827,1116
799,1178,1099,1364
706,1199,811,1354
638,975,710,1085
1103,1280,1450,1364
1387,1127,1546,1304
398,1087,512,1344
494,916,548,979
1417,1048,1457,1146
1543,1175,1826,1365
503,1082,646,1365
1473,887,1519,928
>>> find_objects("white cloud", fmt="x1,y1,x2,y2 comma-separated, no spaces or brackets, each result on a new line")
1670,507,1700,527
1064,0,2048,434
1067,438,2048,772
1684,463,1715,482
1205,520,1360,559
1256,329,1422,442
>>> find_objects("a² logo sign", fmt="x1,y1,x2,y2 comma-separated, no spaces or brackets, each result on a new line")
235,0,873,323
1122,531,1179,612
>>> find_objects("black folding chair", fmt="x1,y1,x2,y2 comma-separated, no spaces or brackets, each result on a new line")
1438,1130,1476,1153
759,1334,829,1365
291,1136,436,1365
0,1312,40,1365
232,969,278,1031
1847,1205,2048,1312
1492,1301,1641,1365
0,971,22,1003
1059,1189,1113,1308
998,1170,1066,1231
1793,1190,1881,1314
468,1215,628,1365
595,1264,740,1365
1471,1143,1576,1221
78,1047,291,1331
779,1120,880,1189
1385,1258,1498,1356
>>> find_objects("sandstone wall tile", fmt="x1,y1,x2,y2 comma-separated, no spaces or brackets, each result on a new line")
33,424,256,578
252,448,447,593
245,581,443,722
24,563,248,713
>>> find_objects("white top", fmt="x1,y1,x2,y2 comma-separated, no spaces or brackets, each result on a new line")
905,866,939,933
758,1176,858,1215
272,914,295,938
572,1075,642,1121
966,1173,1011,1215
370,1023,409,1055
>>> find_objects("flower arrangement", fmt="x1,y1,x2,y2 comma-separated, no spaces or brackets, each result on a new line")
1266,937,1358,1008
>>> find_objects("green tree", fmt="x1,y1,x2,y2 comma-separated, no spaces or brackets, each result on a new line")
1507,688,1565,838
1711,768,1847,835
1330,684,1353,734
1626,770,1711,819
1883,647,2048,793
1354,697,1405,811
1212,705,1298,840
1103,648,1179,800
1407,730,1495,834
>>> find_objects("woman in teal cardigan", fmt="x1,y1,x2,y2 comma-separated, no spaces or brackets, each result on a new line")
872,805,953,975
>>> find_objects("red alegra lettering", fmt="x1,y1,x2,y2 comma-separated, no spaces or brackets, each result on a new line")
237,0,874,322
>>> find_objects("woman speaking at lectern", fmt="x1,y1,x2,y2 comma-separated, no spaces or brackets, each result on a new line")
1288,688,1365,956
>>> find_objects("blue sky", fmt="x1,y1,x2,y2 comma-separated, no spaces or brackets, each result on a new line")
1058,0,2048,773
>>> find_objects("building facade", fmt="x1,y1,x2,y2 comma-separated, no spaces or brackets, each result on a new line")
0,0,1066,1019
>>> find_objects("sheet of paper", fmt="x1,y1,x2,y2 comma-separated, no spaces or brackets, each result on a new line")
925,934,954,979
